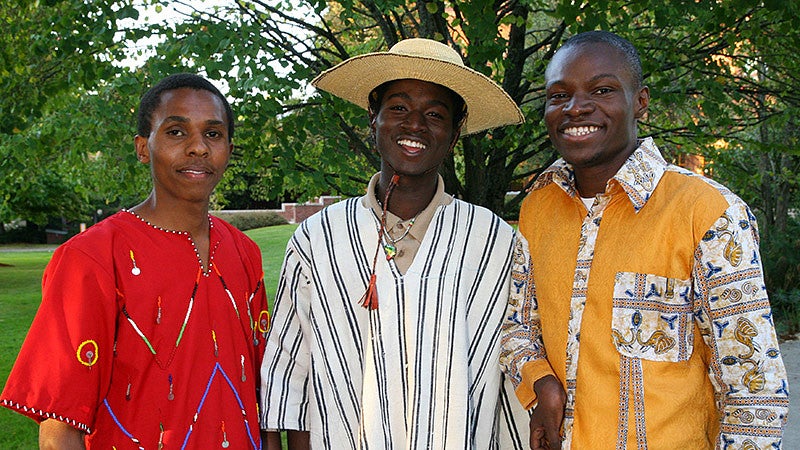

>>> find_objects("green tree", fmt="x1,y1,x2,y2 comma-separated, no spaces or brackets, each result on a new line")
3,0,800,230
0,0,142,230
1,74,150,229
138,0,800,218
0,0,139,134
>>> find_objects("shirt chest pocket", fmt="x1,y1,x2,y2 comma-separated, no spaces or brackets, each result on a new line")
611,272,694,362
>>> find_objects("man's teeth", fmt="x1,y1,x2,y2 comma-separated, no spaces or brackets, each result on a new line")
564,126,599,136
398,139,426,150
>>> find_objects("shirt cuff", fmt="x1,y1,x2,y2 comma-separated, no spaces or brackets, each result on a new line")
515,360,557,410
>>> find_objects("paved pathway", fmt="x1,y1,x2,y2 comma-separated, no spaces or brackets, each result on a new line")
782,337,799,448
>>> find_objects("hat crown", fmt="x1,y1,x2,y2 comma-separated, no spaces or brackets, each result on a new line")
311,37,524,134
388,38,464,67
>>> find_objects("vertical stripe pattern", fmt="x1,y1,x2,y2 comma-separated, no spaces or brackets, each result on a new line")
261,197,529,449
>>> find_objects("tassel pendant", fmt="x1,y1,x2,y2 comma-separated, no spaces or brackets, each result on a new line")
360,273,379,310
359,172,399,311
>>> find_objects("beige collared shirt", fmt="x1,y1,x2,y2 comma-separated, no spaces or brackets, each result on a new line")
362,173,453,274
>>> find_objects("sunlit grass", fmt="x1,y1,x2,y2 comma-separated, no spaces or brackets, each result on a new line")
0,251,52,449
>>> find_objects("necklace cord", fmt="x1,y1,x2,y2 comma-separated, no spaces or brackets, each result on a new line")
359,173,400,310
384,215,416,244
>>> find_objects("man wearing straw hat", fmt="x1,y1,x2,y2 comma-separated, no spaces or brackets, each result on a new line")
260,38,556,449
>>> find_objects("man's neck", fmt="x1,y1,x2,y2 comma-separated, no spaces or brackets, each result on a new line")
572,145,638,198
573,166,616,198
377,172,438,220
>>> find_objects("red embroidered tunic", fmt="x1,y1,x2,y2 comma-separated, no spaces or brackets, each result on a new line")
1,211,269,449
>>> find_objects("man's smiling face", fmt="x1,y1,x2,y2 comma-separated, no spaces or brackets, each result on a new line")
370,79,459,177
544,42,649,174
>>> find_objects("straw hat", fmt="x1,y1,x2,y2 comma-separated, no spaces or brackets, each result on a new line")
311,38,524,135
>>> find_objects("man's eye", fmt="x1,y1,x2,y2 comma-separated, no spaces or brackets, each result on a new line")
207,131,221,138
167,129,184,136
595,88,612,95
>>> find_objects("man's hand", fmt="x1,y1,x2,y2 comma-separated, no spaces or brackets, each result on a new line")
530,374,566,449
286,430,310,450
262,430,283,449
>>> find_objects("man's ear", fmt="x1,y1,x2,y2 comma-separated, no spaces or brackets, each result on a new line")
369,107,377,127
134,135,150,163
635,85,650,120
449,127,462,153
449,109,467,152
368,108,378,144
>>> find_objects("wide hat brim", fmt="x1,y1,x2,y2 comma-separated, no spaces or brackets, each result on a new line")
311,39,524,135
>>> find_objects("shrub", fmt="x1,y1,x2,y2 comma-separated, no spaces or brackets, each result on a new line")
758,217,800,338
760,218,800,293
770,289,800,339
0,224,46,244
213,210,288,231
502,192,523,223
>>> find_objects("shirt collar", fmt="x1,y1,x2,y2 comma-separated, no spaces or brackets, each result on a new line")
362,173,452,240
532,137,668,213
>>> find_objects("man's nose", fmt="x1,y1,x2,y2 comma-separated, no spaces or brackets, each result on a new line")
564,94,593,117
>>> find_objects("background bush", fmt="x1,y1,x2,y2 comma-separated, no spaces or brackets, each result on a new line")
758,216,800,337
0,227,45,244
213,210,288,231
771,289,800,338
760,218,800,292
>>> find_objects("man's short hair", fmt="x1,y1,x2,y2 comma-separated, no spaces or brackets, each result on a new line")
559,31,643,88
137,73,234,141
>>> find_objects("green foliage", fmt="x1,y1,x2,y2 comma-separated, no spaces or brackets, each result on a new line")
0,0,135,134
0,73,151,226
0,1,148,229
244,224,300,300
760,218,800,293
2,0,800,242
213,210,289,231
132,0,799,216
770,289,800,338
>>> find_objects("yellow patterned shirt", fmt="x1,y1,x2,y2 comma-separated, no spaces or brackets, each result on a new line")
500,138,789,449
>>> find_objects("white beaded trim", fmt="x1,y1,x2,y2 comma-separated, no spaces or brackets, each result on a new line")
121,209,217,275
1,399,92,433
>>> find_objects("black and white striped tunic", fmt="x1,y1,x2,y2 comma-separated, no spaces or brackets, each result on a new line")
260,196,530,449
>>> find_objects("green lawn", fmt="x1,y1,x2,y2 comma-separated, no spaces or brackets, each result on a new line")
246,224,298,303
0,251,50,449
0,224,297,449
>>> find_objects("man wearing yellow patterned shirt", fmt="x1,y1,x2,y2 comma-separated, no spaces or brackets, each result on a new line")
500,30,789,449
